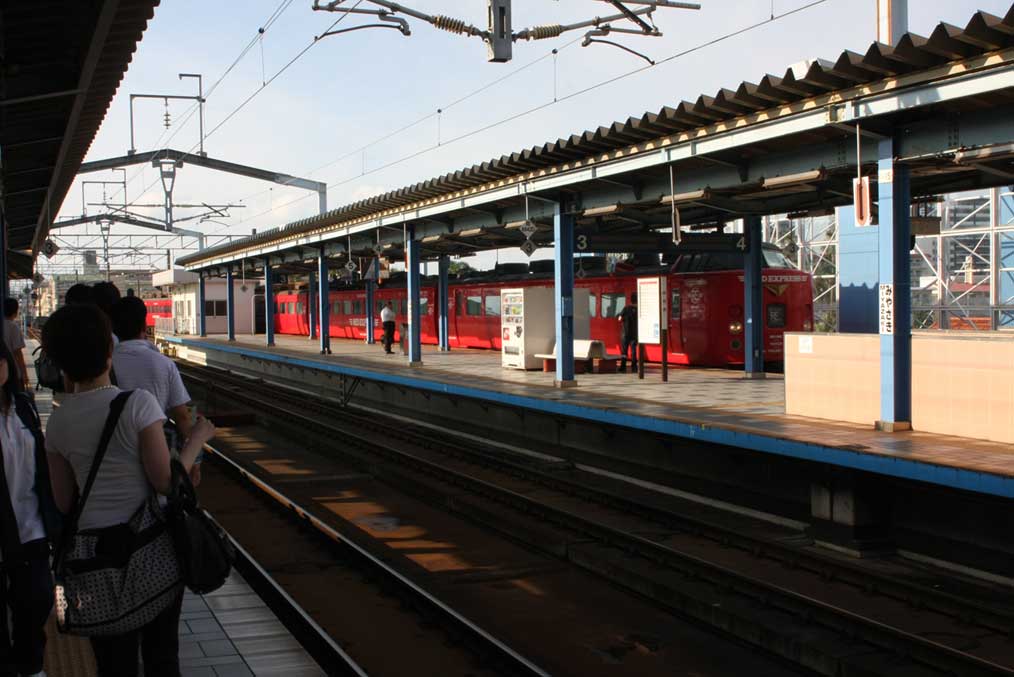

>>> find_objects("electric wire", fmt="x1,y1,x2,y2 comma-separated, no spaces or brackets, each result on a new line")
228,0,831,230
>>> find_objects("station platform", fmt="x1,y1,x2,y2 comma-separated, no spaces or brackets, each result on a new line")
25,341,323,677
164,333,1014,500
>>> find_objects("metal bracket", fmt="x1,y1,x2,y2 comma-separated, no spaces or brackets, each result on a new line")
338,374,361,407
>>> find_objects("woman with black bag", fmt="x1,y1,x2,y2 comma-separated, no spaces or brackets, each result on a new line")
0,340,60,677
42,305,215,677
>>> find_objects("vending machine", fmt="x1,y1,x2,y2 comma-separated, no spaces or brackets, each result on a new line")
501,287,590,370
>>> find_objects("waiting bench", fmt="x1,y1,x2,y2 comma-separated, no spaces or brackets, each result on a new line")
534,340,619,374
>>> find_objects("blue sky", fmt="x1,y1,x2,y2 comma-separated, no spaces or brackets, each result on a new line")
45,0,1014,273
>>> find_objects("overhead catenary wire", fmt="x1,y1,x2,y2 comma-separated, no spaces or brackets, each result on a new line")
228,0,831,230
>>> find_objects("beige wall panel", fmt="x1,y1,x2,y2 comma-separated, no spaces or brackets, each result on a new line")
785,333,880,425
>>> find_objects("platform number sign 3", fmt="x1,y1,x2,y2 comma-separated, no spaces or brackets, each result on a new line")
576,234,589,251
519,240,537,257
42,239,60,259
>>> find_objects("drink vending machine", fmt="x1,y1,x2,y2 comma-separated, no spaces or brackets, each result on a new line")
501,287,590,370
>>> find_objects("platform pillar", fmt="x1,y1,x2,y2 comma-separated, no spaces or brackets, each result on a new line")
554,203,576,387
876,137,911,431
365,278,376,345
225,268,235,341
0,210,8,301
197,273,207,337
318,248,331,354
743,215,764,377
407,228,422,364
308,271,317,341
438,255,450,351
264,258,275,347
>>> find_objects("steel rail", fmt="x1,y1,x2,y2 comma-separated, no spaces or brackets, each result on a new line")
202,437,553,677
181,362,1014,638
182,363,1014,676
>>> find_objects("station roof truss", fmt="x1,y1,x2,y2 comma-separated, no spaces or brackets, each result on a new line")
179,7,1014,275
0,0,161,264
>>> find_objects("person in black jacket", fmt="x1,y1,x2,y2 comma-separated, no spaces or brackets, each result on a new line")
618,293,638,373
0,340,59,677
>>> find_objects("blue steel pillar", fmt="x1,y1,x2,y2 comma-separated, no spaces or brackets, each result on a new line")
438,255,450,351
197,273,207,337
365,278,376,345
264,258,275,347
225,268,235,341
308,271,317,341
876,137,911,431
743,215,764,377
554,203,576,387
407,228,422,364
318,248,331,354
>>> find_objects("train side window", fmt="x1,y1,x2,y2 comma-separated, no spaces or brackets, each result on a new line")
466,295,483,316
601,293,625,318
671,290,681,321
296,302,304,315
353,300,362,315
484,294,501,317
419,297,429,316
588,293,597,318
343,300,352,315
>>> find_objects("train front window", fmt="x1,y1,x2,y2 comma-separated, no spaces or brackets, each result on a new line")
588,293,597,318
601,293,625,318
763,249,794,268
484,295,501,317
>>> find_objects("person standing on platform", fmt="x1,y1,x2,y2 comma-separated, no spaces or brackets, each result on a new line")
2,300,28,390
618,292,638,373
111,297,199,486
381,301,396,354
0,340,59,677
43,304,215,677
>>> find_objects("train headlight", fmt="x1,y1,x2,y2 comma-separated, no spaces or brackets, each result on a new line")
803,319,813,331
729,321,743,334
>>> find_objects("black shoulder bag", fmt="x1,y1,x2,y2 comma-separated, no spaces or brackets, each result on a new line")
166,458,235,594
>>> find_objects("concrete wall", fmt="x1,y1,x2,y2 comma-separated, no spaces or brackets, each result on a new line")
786,331,1014,444
170,280,255,336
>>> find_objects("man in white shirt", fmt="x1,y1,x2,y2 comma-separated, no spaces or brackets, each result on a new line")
111,297,198,482
3,299,28,389
380,301,396,354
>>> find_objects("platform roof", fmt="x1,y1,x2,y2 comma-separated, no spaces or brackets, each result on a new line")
0,0,160,270
180,7,1014,274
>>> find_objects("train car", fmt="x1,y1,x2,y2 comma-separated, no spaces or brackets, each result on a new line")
272,245,813,368
143,298,172,333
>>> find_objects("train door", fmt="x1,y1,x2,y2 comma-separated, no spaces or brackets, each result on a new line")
668,280,685,362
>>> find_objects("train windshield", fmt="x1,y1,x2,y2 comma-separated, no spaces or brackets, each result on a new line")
762,249,794,268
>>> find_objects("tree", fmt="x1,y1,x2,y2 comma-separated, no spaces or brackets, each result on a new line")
448,261,475,276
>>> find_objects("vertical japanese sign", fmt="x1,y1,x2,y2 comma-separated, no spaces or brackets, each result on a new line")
636,277,668,345
879,283,894,335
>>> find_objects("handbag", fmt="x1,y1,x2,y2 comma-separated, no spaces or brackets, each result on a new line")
53,391,183,637
31,346,63,392
166,459,235,594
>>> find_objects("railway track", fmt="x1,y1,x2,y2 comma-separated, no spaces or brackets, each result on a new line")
200,437,550,677
182,361,1014,676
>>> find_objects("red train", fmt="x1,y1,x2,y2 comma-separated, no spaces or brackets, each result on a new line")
143,298,172,330
273,247,813,367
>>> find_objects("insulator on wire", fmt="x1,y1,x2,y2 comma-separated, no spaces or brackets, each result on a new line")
432,15,467,35
528,24,563,40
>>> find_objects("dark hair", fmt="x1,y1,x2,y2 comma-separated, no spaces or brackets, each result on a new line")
41,304,112,383
112,296,147,341
630,293,637,303
65,283,94,306
0,339,21,409
92,282,121,318
3,298,18,319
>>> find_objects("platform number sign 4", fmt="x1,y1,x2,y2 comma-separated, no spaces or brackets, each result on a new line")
735,235,747,251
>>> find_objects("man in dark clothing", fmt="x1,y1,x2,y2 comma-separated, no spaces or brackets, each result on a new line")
618,292,638,373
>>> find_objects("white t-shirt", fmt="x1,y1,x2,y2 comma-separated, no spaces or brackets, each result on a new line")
381,306,396,323
0,407,44,548
46,387,165,530
112,339,190,414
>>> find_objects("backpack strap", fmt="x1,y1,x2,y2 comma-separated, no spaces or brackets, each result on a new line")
52,391,132,567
